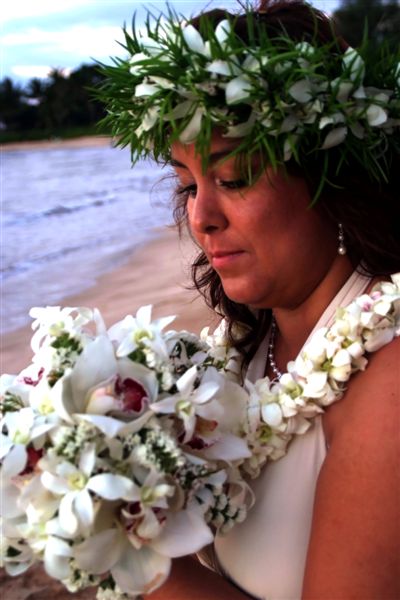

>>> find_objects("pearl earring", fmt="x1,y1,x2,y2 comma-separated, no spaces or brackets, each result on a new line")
338,223,347,255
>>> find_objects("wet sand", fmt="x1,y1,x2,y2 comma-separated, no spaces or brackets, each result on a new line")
2,227,215,375
1,135,112,153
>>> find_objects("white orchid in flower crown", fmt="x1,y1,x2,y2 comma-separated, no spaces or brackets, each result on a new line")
1,304,252,599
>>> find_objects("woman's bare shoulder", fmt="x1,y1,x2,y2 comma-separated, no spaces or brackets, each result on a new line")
324,335,399,445
302,337,400,599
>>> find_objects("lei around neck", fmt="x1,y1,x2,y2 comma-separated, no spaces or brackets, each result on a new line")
97,7,400,198
203,274,400,477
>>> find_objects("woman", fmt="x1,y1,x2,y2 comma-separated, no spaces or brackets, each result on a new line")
100,0,400,597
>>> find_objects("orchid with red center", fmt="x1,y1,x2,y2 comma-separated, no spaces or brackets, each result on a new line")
1,304,252,599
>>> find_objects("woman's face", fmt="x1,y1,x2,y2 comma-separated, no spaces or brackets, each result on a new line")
171,134,338,310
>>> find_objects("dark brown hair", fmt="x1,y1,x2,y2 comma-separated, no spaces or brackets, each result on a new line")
172,0,400,367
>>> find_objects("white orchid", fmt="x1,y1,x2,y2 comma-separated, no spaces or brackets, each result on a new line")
0,407,55,480
108,305,174,363
225,75,253,104
342,47,365,82
150,365,221,443
40,441,157,538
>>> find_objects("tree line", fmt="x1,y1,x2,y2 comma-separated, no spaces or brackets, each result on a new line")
1,0,399,143
0,65,107,143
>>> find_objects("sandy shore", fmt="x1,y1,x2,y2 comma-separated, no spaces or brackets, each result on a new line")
1,134,112,152
1,136,215,596
2,226,215,375
1,226,217,598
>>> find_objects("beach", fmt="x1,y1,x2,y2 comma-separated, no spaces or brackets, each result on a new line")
2,226,215,375
1,143,216,596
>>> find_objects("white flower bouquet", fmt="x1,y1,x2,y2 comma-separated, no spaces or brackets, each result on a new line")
0,305,251,599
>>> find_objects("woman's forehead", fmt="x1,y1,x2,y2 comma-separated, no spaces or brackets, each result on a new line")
171,134,243,169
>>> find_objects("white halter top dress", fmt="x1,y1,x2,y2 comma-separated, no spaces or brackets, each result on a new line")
214,271,371,600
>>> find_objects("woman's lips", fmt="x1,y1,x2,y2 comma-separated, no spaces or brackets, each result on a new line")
210,250,246,269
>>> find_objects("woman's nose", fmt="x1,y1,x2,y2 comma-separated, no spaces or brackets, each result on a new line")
188,185,228,235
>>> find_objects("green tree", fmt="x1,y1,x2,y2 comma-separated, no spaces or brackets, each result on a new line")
333,0,400,48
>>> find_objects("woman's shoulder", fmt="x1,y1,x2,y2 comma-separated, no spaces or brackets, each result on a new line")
303,336,400,598
324,334,399,447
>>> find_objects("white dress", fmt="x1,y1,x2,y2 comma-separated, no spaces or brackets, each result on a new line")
214,271,372,600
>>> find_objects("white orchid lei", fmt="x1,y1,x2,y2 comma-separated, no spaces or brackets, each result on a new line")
97,8,400,197
0,305,252,599
204,274,400,478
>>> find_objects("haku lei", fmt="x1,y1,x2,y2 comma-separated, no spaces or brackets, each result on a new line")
97,8,400,198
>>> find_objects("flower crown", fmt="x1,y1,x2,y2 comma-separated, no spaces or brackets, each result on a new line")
97,7,400,198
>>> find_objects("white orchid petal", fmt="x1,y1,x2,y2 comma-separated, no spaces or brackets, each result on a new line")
41,471,70,495
226,76,252,104
135,82,159,97
112,544,170,595
74,529,122,574
321,126,347,149
136,304,153,326
85,393,117,415
182,24,206,54
44,539,72,580
364,328,394,352
366,104,387,127
288,79,313,103
76,414,125,437
206,59,232,76
331,348,351,367
118,410,154,436
1,482,25,518
79,443,96,477
150,395,177,414
215,19,231,46
0,433,13,459
151,507,213,557
179,107,205,143
200,432,251,461
193,381,220,404
1,444,27,479
137,509,162,540
74,489,94,529
71,337,117,411
87,473,139,501
164,100,193,121
176,365,198,396
261,402,283,427
59,492,79,534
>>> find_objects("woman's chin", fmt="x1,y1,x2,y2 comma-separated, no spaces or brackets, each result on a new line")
222,282,270,309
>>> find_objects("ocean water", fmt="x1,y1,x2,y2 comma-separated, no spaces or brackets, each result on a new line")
1,144,174,334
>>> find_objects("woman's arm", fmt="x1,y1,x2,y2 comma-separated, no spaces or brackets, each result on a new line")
302,338,400,599
146,556,251,599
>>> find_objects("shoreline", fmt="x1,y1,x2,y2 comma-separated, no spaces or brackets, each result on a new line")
1,134,112,152
1,227,215,375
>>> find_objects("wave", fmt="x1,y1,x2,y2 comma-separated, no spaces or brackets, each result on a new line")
4,193,118,226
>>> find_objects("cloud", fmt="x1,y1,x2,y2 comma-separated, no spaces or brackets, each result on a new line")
1,0,92,23
3,24,126,61
11,65,55,79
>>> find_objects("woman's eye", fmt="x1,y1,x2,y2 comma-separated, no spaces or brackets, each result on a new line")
176,184,197,199
217,179,247,190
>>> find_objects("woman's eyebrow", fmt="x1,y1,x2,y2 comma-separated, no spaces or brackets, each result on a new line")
169,149,238,169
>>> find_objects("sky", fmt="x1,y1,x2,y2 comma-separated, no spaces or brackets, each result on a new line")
2,0,341,87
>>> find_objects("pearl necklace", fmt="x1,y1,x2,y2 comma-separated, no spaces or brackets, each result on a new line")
267,317,283,381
